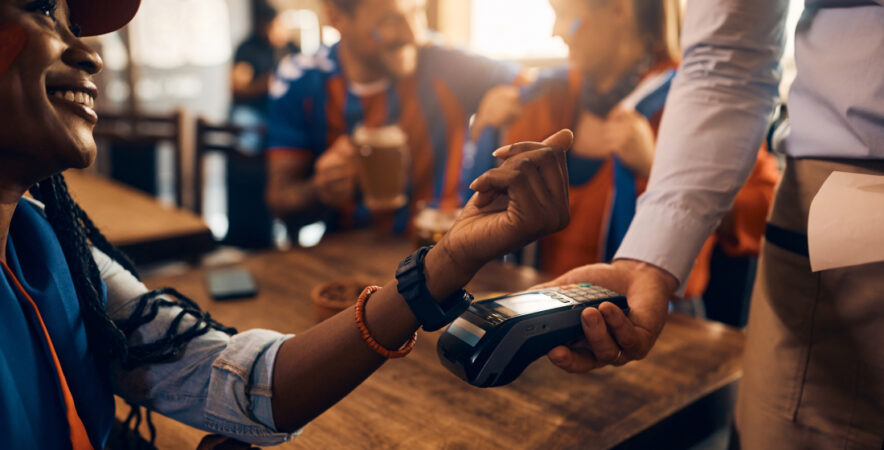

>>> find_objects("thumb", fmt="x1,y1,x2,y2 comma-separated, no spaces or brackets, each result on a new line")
332,136,356,156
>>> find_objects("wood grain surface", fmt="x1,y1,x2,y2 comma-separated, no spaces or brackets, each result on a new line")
64,169,215,264
123,231,744,449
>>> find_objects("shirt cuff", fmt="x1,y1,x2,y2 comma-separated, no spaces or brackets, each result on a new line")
614,201,718,297
205,329,299,446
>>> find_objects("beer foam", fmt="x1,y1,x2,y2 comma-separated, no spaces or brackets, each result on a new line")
353,124,407,148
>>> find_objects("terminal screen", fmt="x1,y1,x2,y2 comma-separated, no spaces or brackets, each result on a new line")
491,293,558,317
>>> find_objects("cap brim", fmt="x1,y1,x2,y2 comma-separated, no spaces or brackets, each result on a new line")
68,0,141,37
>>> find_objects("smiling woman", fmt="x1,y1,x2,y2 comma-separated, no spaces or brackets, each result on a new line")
0,0,576,448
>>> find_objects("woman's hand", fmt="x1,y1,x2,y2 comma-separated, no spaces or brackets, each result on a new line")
429,129,573,292
604,108,655,178
470,85,524,141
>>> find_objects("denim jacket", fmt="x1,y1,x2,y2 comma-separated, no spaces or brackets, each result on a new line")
94,248,299,446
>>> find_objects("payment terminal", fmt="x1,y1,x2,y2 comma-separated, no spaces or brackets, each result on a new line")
437,284,628,387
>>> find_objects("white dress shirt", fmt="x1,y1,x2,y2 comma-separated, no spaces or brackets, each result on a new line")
615,0,884,289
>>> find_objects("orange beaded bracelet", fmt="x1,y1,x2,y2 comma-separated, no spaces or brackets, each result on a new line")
354,285,418,359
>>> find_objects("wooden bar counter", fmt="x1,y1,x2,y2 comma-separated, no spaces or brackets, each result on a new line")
130,231,744,449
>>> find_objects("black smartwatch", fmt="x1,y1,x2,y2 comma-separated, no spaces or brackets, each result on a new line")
396,246,473,332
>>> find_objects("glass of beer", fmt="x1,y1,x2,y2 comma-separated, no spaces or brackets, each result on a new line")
413,206,460,248
352,124,409,211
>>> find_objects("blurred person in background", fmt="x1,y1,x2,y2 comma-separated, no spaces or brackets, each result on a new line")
473,0,779,317
230,0,298,144
264,0,524,238
0,0,575,446
225,0,299,248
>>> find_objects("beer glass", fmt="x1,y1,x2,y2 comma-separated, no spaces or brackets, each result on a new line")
351,124,409,211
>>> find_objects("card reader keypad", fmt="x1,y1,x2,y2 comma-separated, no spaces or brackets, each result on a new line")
542,284,621,304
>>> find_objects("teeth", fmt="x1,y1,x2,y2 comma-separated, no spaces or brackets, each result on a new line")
49,89,95,108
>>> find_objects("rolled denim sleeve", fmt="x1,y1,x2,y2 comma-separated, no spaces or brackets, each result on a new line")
614,0,788,293
92,248,299,445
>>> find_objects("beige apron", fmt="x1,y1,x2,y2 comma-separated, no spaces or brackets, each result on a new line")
735,157,884,449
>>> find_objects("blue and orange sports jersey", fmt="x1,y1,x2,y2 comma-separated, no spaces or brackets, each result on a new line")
267,43,520,233
1,199,114,449
505,62,780,299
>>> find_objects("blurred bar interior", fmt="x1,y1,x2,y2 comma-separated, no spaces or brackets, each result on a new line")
83,0,803,247
66,0,813,448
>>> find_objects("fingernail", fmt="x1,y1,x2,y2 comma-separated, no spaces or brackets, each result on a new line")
492,145,510,157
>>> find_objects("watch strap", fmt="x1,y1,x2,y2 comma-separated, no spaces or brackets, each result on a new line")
396,246,472,331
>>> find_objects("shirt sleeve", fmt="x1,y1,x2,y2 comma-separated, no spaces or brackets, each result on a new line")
93,248,299,446
716,146,780,257
614,0,789,292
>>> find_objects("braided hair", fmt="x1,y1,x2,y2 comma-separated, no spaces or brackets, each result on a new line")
29,173,236,447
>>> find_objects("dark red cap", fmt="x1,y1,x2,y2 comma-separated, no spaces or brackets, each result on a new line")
68,0,141,36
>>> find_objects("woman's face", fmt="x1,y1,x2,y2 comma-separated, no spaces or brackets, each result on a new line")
0,0,102,187
549,0,628,77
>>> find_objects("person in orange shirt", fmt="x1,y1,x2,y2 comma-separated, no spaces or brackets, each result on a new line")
474,0,780,312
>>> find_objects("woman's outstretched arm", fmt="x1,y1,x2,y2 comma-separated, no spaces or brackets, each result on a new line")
269,129,574,432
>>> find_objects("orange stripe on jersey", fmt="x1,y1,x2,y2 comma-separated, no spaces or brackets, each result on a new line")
360,91,387,128
325,77,349,148
540,159,615,275
396,77,434,207
1,262,93,450
432,79,467,211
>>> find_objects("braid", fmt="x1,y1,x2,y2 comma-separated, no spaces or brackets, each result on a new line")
71,195,139,279
30,174,129,359
29,173,237,367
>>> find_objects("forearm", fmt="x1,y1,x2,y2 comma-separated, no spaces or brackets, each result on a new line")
266,176,320,218
270,247,471,432
233,74,274,101
615,0,789,287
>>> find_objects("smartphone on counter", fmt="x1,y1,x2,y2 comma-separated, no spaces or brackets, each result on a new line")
206,268,258,300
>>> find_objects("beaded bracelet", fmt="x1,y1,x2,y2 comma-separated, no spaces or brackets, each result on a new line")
354,285,418,359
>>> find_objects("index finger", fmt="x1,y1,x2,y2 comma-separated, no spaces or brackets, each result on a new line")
492,129,574,160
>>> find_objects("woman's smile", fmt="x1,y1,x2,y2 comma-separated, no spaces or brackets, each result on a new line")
46,80,98,124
